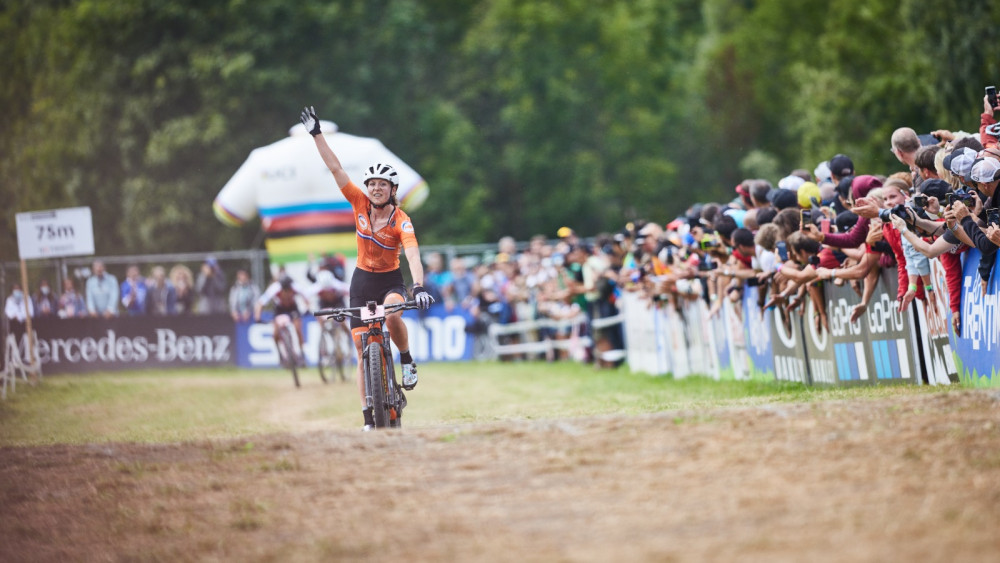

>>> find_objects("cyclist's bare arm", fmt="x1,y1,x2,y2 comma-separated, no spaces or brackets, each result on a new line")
311,134,351,189
405,246,425,287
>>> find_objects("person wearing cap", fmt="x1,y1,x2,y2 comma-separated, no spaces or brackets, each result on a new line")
951,156,1000,257
943,146,980,191
768,188,799,211
828,154,855,183
300,106,434,429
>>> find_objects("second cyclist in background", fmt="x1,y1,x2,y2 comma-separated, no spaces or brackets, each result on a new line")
255,275,308,366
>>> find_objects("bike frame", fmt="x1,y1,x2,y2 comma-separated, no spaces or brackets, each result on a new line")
315,300,418,428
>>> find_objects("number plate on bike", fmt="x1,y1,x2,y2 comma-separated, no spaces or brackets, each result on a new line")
360,305,386,322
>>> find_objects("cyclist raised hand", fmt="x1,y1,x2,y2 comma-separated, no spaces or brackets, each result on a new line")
301,106,434,429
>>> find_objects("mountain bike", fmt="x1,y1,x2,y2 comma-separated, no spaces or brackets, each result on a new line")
273,314,302,388
315,300,419,429
317,316,351,383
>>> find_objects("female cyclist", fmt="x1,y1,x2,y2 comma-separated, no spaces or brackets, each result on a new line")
300,106,434,430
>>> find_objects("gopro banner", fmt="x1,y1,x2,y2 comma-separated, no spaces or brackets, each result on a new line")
23,315,234,374
825,280,871,384
863,270,919,384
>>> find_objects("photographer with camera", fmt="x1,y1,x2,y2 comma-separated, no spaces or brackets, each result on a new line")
950,157,1000,293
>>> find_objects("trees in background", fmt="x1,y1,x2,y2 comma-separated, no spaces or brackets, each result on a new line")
2,0,999,259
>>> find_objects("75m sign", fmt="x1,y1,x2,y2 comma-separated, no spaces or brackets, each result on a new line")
16,206,95,260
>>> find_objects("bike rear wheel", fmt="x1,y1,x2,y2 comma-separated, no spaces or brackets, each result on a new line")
366,342,389,428
278,327,300,388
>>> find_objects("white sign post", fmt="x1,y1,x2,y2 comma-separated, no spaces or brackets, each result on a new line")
15,206,95,260
8,207,96,388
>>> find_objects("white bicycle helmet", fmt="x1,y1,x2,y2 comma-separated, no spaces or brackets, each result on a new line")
363,163,399,187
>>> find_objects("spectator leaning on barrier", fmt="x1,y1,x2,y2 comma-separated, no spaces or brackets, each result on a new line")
5,283,34,323
170,265,196,315
120,264,147,316
33,279,58,319
57,278,86,319
229,269,259,323
145,266,177,316
85,260,119,318
196,256,228,314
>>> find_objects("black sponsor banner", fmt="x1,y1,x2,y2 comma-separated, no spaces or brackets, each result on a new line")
801,290,836,385
21,315,234,374
769,300,810,384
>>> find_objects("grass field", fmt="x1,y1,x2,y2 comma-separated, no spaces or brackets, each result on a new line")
0,361,954,446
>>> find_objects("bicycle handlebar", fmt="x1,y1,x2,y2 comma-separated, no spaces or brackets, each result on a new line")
314,300,421,322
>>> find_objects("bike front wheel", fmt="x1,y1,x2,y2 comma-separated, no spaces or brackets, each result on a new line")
366,342,389,428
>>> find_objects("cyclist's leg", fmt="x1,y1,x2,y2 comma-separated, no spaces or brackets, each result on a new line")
383,290,409,352
349,271,378,413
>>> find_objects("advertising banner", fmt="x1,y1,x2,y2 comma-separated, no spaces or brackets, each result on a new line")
741,285,775,381
24,315,234,374
863,270,919,384
235,305,476,369
801,290,835,385
721,297,750,380
954,249,1000,385
915,258,959,385
622,292,668,375
768,295,809,385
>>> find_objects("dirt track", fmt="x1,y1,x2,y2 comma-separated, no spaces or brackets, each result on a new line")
2,389,999,562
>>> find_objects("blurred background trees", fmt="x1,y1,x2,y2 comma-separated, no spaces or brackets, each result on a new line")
3,0,1000,258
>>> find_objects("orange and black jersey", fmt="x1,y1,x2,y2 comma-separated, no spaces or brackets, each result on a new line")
343,181,418,273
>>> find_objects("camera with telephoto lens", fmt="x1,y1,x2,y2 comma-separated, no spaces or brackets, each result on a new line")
878,204,910,223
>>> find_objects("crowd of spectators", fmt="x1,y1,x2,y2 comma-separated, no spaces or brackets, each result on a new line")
427,94,1000,364
2,257,251,324
559,96,999,348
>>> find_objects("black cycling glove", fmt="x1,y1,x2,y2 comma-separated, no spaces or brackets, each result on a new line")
412,285,435,310
300,106,322,136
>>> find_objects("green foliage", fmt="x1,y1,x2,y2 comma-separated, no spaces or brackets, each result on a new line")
3,0,1000,257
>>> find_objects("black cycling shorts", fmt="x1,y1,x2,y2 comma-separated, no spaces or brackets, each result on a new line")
349,268,407,330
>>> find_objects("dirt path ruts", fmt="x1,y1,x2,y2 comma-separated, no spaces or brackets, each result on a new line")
2,390,999,562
